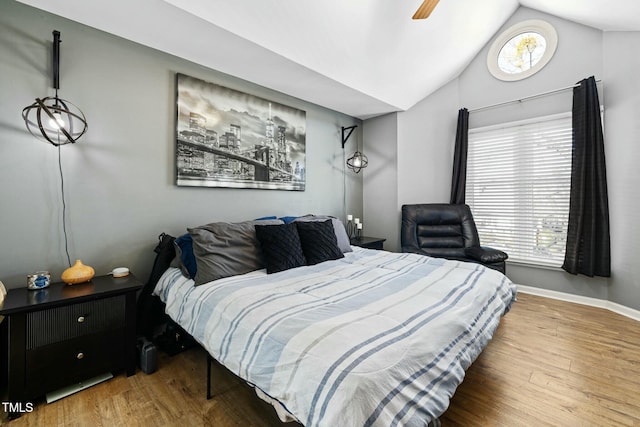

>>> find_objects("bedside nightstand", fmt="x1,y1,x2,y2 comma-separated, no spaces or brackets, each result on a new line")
0,274,142,418
350,236,386,250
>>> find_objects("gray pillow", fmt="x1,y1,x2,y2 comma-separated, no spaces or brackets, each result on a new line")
189,219,283,286
293,215,352,253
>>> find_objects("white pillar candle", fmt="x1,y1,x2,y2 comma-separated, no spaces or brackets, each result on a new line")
354,218,360,224
347,214,353,221
357,223,363,230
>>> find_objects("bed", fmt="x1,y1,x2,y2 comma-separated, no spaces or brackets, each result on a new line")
144,216,517,427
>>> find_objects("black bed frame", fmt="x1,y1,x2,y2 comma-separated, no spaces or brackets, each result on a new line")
137,233,213,397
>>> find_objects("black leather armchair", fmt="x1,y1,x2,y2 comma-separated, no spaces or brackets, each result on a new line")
401,203,508,274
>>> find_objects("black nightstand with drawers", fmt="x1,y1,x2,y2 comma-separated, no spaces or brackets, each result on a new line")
0,274,142,418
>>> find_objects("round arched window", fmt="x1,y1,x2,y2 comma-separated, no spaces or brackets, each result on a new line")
487,20,558,81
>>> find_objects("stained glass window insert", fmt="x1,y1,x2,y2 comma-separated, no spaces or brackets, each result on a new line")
498,32,547,75
487,20,557,81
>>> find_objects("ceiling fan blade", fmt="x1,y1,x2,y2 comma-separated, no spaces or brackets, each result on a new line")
412,0,440,19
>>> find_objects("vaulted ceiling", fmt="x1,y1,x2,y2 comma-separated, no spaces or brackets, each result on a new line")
16,0,640,119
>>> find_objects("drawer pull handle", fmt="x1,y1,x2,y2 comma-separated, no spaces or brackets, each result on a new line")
77,352,84,360
77,316,85,323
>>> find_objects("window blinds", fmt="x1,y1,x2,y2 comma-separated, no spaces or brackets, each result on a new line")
466,113,572,267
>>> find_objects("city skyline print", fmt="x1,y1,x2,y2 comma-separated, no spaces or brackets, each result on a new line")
175,73,306,190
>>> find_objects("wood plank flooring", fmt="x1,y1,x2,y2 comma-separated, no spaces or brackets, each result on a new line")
3,292,639,426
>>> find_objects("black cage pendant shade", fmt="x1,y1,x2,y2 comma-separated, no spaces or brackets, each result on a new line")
22,30,88,146
347,150,368,173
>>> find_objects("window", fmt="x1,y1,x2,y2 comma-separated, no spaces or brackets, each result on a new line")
487,20,558,81
466,113,572,267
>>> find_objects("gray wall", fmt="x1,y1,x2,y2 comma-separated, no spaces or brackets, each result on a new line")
363,79,460,253
362,113,398,250
364,7,640,310
0,1,362,289
601,31,640,309
396,80,460,250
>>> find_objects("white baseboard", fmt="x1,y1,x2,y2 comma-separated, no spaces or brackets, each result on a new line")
517,285,640,322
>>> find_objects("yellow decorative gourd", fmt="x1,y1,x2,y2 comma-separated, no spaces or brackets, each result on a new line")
61,260,95,285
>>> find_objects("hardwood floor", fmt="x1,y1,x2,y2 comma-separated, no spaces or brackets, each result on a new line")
3,293,639,426
441,293,640,426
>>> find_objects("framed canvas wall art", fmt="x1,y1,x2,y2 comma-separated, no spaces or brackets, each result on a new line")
175,73,306,190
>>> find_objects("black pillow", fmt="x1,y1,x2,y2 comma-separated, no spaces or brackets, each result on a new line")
296,220,345,265
255,223,306,274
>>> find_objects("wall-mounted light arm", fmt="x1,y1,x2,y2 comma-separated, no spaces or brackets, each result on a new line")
52,30,60,91
342,125,357,149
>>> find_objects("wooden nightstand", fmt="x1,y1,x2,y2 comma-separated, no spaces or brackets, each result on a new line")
350,236,386,250
0,274,142,418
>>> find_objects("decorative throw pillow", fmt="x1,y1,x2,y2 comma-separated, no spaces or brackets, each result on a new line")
255,223,307,274
174,233,197,279
189,219,283,286
293,215,352,253
296,220,344,265
279,216,299,224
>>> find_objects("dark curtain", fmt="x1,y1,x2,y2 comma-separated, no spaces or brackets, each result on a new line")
562,76,611,277
450,108,469,204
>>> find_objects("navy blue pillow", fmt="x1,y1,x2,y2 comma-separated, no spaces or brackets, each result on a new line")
296,220,344,265
174,233,197,279
279,216,299,224
255,223,306,274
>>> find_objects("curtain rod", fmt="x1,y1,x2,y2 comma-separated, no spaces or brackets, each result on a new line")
468,79,602,113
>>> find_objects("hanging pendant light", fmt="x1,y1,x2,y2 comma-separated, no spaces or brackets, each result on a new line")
342,125,368,173
22,30,88,146
346,150,368,173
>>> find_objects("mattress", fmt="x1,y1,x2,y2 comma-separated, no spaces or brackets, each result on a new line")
154,246,516,426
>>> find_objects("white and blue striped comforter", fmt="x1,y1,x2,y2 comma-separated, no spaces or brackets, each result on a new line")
154,247,517,427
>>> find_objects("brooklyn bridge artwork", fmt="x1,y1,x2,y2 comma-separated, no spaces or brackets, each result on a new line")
175,73,306,190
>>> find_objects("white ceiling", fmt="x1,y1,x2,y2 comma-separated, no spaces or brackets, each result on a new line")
16,0,640,119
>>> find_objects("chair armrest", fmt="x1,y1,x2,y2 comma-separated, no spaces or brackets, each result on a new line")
465,246,508,263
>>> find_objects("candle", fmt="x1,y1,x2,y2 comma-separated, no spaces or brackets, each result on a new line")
357,223,363,230
347,214,353,221
354,218,360,224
